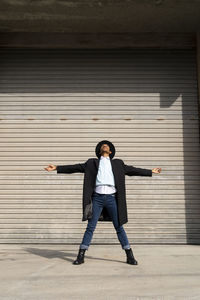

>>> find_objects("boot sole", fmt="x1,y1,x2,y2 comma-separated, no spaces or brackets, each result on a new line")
73,260,84,265
127,260,138,265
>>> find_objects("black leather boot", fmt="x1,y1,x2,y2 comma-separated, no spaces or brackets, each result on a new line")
125,248,138,265
73,248,86,265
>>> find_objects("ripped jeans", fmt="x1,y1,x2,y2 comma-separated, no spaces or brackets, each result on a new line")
80,192,131,250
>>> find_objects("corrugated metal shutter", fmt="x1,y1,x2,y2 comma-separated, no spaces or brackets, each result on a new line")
0,48,200,244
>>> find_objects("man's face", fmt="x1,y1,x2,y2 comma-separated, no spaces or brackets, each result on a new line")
100,143,111,155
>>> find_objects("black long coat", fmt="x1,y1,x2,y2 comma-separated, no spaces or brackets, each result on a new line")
56,158,152,227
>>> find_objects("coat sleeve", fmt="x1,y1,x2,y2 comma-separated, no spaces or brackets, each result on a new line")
56,161,87,174
122,161,152,176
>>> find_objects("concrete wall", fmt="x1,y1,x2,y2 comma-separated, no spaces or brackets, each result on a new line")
0,0,200,33
196,33,200,141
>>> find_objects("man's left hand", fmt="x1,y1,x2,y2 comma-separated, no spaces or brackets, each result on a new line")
152,168,162,174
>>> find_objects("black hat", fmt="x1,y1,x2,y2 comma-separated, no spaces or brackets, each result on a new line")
95,140,115,159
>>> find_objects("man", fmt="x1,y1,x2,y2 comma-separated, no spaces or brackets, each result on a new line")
44,140,161,265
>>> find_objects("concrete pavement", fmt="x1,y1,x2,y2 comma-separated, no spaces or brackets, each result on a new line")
0,244,200,300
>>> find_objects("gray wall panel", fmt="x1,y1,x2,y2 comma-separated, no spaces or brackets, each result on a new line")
0,48,200,244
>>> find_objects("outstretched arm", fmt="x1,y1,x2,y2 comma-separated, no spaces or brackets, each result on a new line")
123,162,152,176
123,161,162,176
56,162,86,174
44,161,87,173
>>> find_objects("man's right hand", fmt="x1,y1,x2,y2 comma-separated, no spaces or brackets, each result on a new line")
44,164,57,172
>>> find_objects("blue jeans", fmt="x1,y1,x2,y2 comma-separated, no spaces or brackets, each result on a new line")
80,192,131,250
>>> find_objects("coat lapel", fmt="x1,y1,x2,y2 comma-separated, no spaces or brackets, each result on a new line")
110,159,118,186
94,158,100,170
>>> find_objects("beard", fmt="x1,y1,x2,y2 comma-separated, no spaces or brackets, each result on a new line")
100,149,110,155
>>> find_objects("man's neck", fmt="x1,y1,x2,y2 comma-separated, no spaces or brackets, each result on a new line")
101,154,110,158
